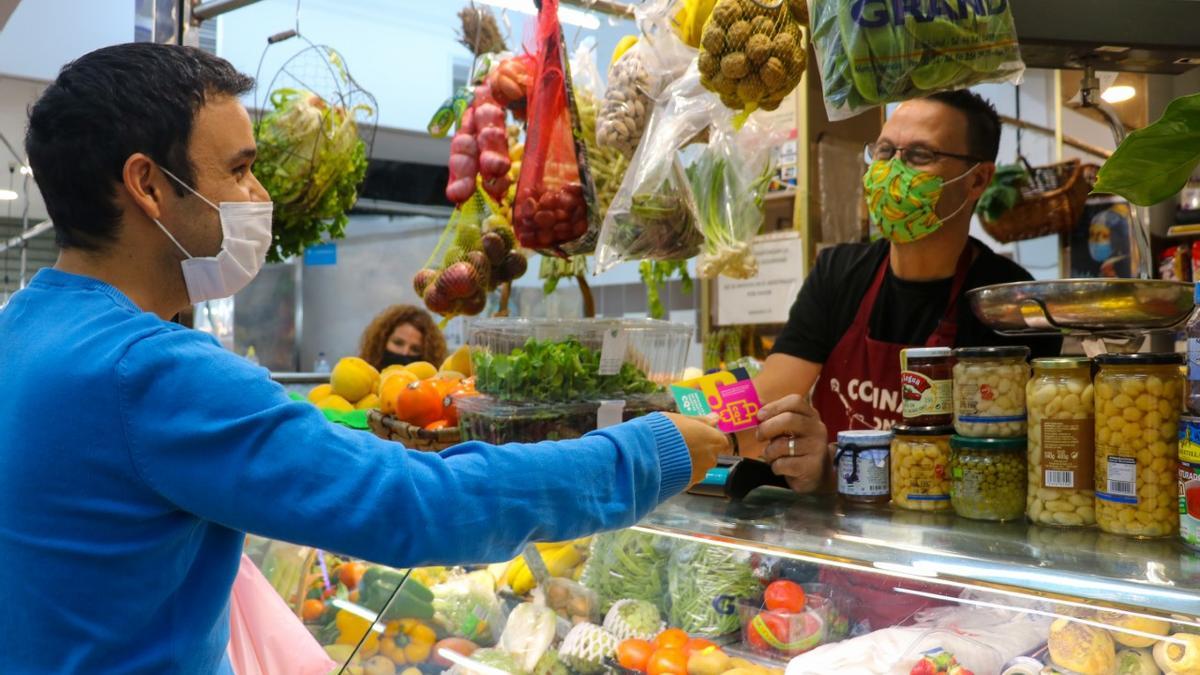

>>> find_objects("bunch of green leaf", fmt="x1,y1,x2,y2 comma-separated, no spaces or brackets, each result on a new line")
811,0,1022,116
640,260,693,320
1094,93,1200,206
668,543,759,636
580,530,672,614
471,337,662,402
540,254,589,295
976,163,1030,221
611,176,705,264
687,151,773,280
254,88,371,262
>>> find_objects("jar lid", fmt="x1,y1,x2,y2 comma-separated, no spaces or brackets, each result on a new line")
892,424,955,437
954,346,1030,359
903,347,952,359
837,430,894,447
1094,353,1184,366
950,435,1027,451
1032,356,1092,369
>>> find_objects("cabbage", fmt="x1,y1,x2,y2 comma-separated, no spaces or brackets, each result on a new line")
253,88,370,262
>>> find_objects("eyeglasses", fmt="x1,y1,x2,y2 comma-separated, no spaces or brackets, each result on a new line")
864,142,985,167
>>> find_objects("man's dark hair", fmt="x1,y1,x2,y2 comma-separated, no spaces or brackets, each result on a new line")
25,43,254,251
925,89,1002,163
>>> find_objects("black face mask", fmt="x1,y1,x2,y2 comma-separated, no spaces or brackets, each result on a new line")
380,351,421,368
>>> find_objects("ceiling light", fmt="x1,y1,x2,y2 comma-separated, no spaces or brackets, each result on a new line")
476,0,602,30
18,165,31,176
0,189,17,201
1102,85,1137,103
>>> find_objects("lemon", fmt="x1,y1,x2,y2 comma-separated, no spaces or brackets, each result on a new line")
355,394,381,410
403,361,438,381
317,394,354,412
307,383,334,403
380,365,409,382
440,344,474,376
331,357,380,402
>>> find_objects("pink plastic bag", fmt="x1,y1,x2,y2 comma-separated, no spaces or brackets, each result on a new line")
228,554,337,675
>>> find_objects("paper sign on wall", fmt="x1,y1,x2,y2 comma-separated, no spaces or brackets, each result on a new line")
716,231,804,326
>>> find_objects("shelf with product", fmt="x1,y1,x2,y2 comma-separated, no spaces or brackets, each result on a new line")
249,484,1200,675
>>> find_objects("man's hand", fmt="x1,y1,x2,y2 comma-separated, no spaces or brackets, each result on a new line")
756,394,831,494
663,413,727,486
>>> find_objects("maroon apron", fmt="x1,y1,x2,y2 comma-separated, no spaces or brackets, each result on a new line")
812,245,972,630
812,246,972,443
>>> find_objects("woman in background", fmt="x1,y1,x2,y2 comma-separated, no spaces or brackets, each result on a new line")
358,304,447,370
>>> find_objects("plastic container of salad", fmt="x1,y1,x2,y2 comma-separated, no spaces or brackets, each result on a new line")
466,318,693,402
456,393,677,444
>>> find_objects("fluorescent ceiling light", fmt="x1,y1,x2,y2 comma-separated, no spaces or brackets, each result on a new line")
476,0,602,30
0,189,17,201
1102,85,1136,103
18,165,32,176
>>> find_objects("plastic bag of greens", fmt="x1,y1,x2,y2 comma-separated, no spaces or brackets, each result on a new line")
809,0,1024,120
597,0,695,158
593,62,713,274
668,542,761,637
580,530,673,614
689,110,787,280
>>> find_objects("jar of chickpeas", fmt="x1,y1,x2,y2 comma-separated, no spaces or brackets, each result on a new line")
1027,357,1096,528
1093,353,1183,538
891,425,954,511
953,346,1031,437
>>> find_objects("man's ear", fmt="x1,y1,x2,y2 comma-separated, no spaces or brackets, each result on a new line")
122,153,166,221
967,162,996,200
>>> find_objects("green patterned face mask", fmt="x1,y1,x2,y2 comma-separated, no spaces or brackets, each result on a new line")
863,158,976,244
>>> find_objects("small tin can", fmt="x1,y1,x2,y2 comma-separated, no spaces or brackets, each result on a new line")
1181,416,1200,550
836,430,892,505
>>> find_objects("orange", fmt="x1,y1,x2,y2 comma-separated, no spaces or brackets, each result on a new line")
646,648,687,675
307,383,333,403
394,380,445,428
617,639,655,672
301,599,325,622
424,420,449,431
379,370,419,415
338,561,367,590
684,637,717,655
654,628,689,651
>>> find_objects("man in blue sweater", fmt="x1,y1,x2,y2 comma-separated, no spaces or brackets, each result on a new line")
0,43,725,673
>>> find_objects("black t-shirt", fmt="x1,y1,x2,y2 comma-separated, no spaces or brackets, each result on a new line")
773,237,1062,362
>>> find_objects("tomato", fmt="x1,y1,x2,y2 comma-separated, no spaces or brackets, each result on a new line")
764,579,806,613
653,628,689,651
616,639,655,672
394,380,445,427
646,648,688,675
424,419,449,431
683,637,717,655
301,599,326,622
746,611,791,652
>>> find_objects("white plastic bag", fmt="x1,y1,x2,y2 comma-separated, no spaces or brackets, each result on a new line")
594,61,715,274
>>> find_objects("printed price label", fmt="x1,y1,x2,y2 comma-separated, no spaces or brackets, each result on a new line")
1107,456,1136,497
596,400,626,430
599,328,628,376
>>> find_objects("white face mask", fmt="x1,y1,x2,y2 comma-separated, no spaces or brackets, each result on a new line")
152,166,274,304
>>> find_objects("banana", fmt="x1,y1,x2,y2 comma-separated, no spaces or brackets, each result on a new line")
689,0,719,47
509,559,535,595
543,543,583,578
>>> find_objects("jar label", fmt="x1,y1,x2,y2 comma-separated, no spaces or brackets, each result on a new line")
1098,455,1138,504
1181,418,1200,464
954,382,1027,423
903,463,950,500
1041,419,1095,490
1189,338,1200,380
837,448,889,497
1182,463,1200,549
901,371,952,419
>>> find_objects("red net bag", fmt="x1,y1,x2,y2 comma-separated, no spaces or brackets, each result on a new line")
512,0,599,257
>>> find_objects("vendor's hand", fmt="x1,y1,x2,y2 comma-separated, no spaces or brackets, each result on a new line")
663,412,727,486
757,394,831,494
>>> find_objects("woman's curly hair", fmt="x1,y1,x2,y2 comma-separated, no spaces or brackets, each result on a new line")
358,305,447,370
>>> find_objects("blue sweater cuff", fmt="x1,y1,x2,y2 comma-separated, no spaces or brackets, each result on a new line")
645,412,691,501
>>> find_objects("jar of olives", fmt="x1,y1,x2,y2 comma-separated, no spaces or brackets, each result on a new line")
1026,357,1096,527
1094,353,1183,538
953,346,1031,438
949,435,1027,521
891,425,953,511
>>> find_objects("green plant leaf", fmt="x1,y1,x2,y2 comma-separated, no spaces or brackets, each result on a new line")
1093,93,1200,206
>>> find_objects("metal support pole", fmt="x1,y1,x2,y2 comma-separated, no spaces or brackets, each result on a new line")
191,0,264,22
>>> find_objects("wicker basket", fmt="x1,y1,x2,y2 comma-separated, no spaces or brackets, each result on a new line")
981,159,1092,244
367,410,461,451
